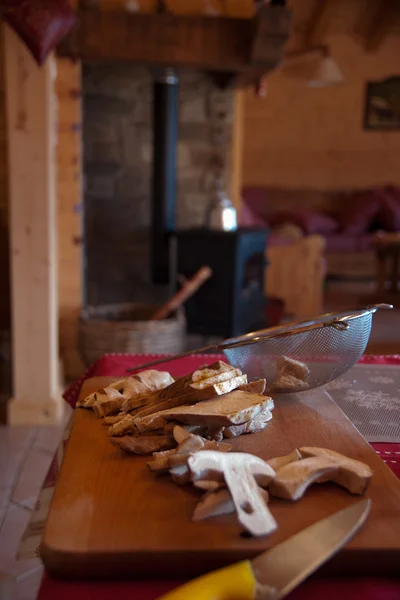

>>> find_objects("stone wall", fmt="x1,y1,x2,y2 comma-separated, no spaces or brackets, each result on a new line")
83,64,234,306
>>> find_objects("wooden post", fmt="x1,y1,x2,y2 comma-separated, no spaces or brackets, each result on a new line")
56,58,84,380
4,25,63,424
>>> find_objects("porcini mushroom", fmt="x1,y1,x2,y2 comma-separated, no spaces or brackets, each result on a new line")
193,487,269,521
269,457,338,501
188,451,277,536
299,447,373,495
267,449,302,472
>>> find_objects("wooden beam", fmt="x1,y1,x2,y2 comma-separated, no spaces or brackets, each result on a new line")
59,10,252,69
251,5,292,64
58,8,291,85
304,0,337,47
365,0,399,52
4,25,63,424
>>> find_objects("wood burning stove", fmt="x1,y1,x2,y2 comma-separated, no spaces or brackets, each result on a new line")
175,228,268,337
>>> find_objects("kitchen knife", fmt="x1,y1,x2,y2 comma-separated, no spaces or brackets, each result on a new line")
156,499,370,600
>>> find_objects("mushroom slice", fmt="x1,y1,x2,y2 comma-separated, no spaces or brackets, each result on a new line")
193,488,269,521
237,379,267,395
189,451,275,488
267,449,302,472
188,451,277,537
269,457,338,501
170,463,191,485
147,448,178,473
268,375,309,394
111,435,176,455
147,432,231,474
205,426,225,442
77,378,127,408
191,361,237,382
172,424,192,444
299,447,373,495
103,413,125,426
193,480,225,492
108,414,136,437
276,356,310,381
223,409,272,439
94,393,125,418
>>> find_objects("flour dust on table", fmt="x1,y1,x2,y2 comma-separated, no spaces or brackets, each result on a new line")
326,364,400,443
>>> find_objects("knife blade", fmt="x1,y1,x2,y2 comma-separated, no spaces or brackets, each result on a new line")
156,499,370,600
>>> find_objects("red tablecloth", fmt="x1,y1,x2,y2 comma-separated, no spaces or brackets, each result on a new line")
38,353,400,600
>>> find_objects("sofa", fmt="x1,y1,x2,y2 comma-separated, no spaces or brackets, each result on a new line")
241,186,400,279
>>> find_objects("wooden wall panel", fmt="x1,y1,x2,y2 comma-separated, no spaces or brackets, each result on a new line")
56,59,84,379
243,34,400,191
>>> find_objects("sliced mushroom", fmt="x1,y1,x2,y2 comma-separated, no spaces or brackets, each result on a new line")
276,356,310,381
193,488,269,521
189,451,275,488
170,463,191,485
134,373,248,423
205,426,225,442
108,414,136,437
269,457,338,501
77,378,127,408
191,361,237,382
193,480,225,492
102,413,124,426
299,447,373,495
191,367,242,389
94,394,125,418
173,424,193,445
110,435,176,455
147,448,178,473
147,431,231,473
223,409,272,439
188,451,277,537
267,449,302,472
268,374,310,394
237,379,267,395
167,436,205,467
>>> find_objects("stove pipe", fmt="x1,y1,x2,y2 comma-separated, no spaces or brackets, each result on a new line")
151,68,179,284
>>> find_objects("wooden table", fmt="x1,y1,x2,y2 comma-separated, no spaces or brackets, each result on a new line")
374,232,400,299
33,353,400,600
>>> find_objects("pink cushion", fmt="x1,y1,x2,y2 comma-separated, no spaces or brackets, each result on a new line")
268,210,338,235
241,187,269,218
240,203,268,228
2,0,76,65
379,187,400,231
338,190,383,234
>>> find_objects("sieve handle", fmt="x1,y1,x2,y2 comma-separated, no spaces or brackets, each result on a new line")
328,303,393,330
324,319,349,331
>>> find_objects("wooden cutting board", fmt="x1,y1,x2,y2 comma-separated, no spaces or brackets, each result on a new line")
41,376,400,579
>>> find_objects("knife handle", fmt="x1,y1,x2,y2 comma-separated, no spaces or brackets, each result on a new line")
156,560,256,600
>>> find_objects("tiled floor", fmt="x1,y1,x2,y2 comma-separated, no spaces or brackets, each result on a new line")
0,407,71,600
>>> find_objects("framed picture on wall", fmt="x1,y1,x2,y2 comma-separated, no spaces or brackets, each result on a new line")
364,77,400,130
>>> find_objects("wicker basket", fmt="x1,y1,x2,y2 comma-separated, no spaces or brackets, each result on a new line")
79,303,186,366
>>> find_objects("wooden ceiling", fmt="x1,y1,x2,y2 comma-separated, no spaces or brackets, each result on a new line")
286,0,400,53
58,0,400,88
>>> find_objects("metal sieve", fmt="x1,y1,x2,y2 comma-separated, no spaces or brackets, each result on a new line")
127,304,392,394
